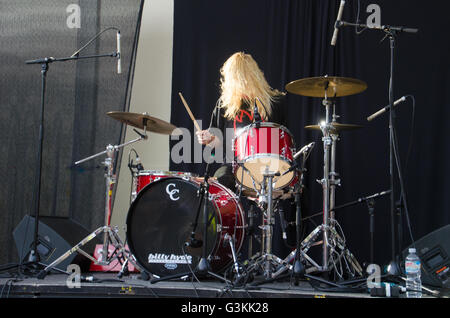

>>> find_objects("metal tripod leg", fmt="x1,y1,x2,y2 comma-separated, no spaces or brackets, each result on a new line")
37,225,147,279
224,233,246,285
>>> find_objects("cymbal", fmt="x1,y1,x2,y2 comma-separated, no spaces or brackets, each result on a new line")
107,111,177,135
305,122,363,133
285,76,367,97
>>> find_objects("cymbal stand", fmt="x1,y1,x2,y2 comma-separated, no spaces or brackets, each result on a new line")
37,128,149,279
318,94,333,272
275,93,362,280
270,95,336,278
329,106,341,222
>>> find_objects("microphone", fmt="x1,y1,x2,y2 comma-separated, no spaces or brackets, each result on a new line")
278,206,288,240
135,155,144,171
116,31,121,74
367,96,407,122
331,0,346,46
293,142,315,160
281,142,315,177
185,238,203,248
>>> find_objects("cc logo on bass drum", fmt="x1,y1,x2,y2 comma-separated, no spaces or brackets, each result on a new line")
166,183,180,201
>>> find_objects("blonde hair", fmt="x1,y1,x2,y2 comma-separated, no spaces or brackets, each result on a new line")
218,52,281,120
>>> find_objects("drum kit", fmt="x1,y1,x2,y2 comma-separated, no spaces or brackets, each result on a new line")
37,75,368,284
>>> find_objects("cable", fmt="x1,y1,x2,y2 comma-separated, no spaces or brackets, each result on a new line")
404,95,416,172
70,27,120,58
354,0,367,35
391,95,416,247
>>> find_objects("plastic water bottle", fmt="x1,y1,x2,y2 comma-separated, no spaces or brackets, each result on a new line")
405,248,422,298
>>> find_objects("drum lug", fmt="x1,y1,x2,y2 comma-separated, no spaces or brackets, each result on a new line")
217,224,222,232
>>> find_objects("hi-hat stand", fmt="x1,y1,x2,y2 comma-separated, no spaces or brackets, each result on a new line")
37,129,148,279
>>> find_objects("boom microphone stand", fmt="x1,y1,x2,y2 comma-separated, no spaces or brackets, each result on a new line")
336,20,418,275
23,29,120,275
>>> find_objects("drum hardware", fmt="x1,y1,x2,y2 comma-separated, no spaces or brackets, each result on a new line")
275,190,391,281
244,168,288,280
268,141,316,283
303,190,391,266
36,123,152,280
223,233,246,286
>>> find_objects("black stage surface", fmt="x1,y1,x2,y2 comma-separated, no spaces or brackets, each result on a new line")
0,272,372,299
0,272,446,299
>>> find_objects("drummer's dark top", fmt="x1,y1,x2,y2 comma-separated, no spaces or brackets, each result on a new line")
209,93,289,190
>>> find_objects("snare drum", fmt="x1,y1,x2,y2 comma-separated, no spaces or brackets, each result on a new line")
233,122,296,190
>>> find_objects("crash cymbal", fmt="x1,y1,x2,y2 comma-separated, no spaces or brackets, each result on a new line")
107,111,177,135
286,76,367,98
305,122,363,133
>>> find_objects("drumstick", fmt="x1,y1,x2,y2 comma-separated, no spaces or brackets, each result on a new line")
178,92,201,132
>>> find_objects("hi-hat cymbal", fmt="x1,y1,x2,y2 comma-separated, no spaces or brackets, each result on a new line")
286,76,367,97
107,111,177,135
305,122,363,133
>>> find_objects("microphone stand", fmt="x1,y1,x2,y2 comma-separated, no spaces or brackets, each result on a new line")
336,20,417,276
292,153,307,285
23,48,119,275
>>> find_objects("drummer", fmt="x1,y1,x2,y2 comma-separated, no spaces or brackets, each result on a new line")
196,51,289,191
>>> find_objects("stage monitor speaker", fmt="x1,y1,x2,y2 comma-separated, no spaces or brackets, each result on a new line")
13,215,100,272
402,224,450,288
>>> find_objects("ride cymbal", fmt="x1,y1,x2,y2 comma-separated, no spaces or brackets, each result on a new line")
107,111,177,135
286,76,367,98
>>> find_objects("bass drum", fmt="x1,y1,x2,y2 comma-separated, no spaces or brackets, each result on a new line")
126,177,246,277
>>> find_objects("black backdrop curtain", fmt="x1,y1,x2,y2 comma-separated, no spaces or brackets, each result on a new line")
170,0,450,267
0,0,144,264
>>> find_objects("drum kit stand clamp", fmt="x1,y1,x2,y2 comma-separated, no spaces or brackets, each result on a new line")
36,112,179,280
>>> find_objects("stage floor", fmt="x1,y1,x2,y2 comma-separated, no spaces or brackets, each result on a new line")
0,272,373,299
